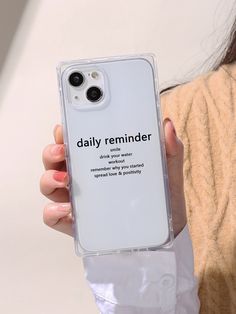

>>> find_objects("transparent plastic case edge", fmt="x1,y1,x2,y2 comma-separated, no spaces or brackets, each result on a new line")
57,53,174,257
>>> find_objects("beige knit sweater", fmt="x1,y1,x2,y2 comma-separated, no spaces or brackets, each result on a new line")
161,62,236,314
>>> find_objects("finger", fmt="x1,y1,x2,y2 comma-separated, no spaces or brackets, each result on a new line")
163,118,183,158
40,170,69,202
42,143,66,171
54,125,64,144
43,202,73,236
163,118,184,186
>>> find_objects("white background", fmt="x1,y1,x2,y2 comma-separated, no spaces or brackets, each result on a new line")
0,0,235,313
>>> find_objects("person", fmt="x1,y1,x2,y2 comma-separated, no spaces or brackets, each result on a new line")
40,17,236,313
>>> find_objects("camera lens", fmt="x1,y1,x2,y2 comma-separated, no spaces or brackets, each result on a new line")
86,86,103,102
69,72,84,87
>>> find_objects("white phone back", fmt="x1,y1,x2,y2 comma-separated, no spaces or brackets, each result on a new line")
57,54,173,256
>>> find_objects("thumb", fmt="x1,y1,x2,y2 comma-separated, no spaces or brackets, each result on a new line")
163,118,183,159
163,118,186,237
163,118,184,186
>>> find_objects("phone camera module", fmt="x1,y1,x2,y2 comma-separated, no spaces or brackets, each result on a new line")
69,72,84,87
86,86,103,102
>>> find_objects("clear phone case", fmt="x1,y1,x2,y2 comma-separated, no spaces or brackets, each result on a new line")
57,53,174,256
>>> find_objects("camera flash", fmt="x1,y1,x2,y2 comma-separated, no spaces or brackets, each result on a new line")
91,71,99,79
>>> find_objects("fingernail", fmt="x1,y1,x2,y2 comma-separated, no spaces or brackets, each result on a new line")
48,203,71,212
57,203,71,212
53,171,67,182
53,124,60,134
51,144,64,156
53,124,60,142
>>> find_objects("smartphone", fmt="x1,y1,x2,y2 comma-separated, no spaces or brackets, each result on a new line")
57,54,173,256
